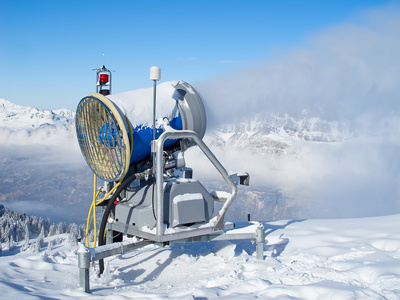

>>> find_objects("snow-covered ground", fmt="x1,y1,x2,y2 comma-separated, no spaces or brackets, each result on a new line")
1,214,399,299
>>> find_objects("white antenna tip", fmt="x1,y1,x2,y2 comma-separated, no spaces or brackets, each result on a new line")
150,66,161,81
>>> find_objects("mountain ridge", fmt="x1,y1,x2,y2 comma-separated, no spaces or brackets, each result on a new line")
0,98,74,131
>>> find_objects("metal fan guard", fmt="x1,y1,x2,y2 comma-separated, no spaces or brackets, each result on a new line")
75,94,130,182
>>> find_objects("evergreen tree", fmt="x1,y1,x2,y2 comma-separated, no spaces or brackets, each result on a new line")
24,218,30,235
2,224,10,244
3,208,10,218
38,217,43,231
24,222,30,241
0,222,4,243
88,229,95,244
0,242,2,256
45,217,51,235
8,235,15,251
11,210,20,222
15,218,24,242
29,241,39,253
79,224,86,241
48,224,56,237
68,223,79,246
37,226,45,249
0,206,87,252
9,220,16,242
21,237,30,252
31,216,38,234
56,222,64,235
19,222,30,252
47,240,52,252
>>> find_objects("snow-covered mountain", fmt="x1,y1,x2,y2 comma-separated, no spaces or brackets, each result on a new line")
0,98,74,131
206,113,346,156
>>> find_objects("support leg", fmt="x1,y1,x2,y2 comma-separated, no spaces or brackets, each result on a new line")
78,244,91,293
256,225,265,260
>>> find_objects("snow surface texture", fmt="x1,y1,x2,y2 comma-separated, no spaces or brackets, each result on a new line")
1,214,399,299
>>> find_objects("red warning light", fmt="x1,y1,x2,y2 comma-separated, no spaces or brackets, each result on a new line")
99,74,109,85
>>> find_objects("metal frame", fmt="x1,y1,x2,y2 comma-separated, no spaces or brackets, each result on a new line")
78,127,264,293
95,65,112,95
154,127,237,237
106,127,239,243
78,223,265,293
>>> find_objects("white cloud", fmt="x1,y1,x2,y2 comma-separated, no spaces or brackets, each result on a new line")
197,6,400,128
192,6,400,219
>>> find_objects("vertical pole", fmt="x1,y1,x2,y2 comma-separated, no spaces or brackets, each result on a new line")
78,244,91,293
150,66,161,175
106,223,113,245
156,139,164,238
256,225,265,260
152,79,157,172
149,66,161,238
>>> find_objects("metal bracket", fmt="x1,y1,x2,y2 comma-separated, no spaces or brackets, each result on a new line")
229,172,250,186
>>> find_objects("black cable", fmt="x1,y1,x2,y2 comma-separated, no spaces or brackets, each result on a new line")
98,172,140,275
151,179,157,221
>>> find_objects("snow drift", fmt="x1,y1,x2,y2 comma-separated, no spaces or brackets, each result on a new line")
1,213,399,299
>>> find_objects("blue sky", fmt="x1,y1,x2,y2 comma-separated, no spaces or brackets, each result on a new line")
0,0,396,111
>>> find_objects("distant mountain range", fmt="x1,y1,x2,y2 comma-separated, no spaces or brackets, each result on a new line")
0,99,74,131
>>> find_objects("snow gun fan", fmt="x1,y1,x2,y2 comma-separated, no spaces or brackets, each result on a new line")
75,66,250,277
75,80,206,182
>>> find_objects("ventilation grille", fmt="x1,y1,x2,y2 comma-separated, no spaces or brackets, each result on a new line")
75,95,129,182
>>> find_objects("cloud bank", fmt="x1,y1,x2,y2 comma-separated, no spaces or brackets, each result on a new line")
192,6,400,219
197,5,400,128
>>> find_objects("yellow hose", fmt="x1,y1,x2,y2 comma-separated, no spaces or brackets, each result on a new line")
85,204,92,247
95,182,121,206
85,178,122,247
93,175,97,247
85,175,99,247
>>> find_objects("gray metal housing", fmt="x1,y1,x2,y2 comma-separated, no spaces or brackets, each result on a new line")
173,81,207,151
115,177,214,230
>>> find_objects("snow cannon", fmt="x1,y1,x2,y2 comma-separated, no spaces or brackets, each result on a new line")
76,67,251,278
75,80,206,182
